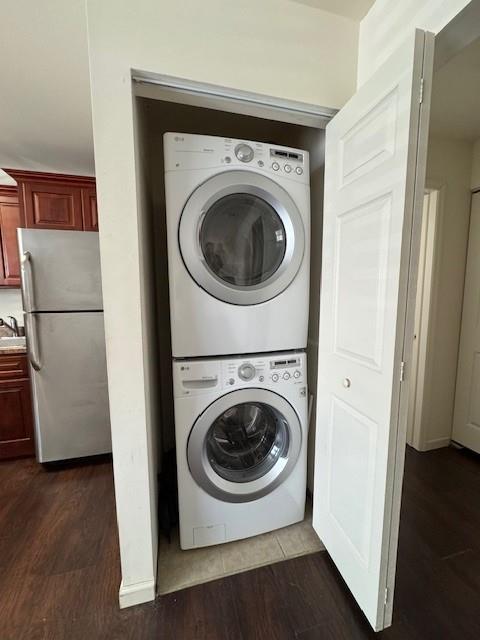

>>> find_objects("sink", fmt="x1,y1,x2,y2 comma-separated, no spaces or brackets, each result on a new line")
0,336,26,347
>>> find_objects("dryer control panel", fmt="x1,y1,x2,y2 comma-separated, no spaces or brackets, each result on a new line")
163,132,310,184
173,350,306,397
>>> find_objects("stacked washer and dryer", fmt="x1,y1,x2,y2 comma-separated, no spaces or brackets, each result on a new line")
164,133,311,550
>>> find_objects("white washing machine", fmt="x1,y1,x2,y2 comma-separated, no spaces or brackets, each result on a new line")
164,133,310,358
173,350,308,549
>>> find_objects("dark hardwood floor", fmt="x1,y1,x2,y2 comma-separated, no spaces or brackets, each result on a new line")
1,445,480,639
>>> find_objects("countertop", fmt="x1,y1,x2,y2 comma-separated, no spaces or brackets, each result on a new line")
0,345,27,355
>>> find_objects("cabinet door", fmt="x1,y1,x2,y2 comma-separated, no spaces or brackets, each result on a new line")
312,30,433,632
82,186,99,231
0,377,35,459
22,181,83,230
0,200,21,286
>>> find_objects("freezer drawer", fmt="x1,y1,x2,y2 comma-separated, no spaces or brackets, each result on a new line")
18,229,103,312
27,311,111,462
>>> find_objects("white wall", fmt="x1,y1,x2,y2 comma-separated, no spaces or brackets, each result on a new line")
419,135,473,449
86,0,359,606
358,0,471,86
0,289,23,322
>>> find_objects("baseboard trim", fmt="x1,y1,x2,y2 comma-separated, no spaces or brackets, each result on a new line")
422,437,451,451
119,578,156,608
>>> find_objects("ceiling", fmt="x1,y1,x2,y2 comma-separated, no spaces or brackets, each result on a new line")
289,0,374,20
0,0,93,186
0,0,374,187
2,1,479,189
430,36,480,141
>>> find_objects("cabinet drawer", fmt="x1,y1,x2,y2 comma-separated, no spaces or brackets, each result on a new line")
0,354,29,379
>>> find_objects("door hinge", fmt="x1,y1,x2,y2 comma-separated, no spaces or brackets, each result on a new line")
384,587,389,605
419,77,424,104
400,361,406,382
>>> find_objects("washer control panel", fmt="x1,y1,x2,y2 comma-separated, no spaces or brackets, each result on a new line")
164,132,309,184
223,352,305,389
269,355,303,384
173,351,306,397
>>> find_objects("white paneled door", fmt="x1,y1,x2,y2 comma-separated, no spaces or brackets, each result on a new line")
452,192,480,454
312,30,434,631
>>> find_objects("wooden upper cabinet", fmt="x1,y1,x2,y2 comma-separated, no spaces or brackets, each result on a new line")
0,186,21,287
82,186,99,231
4,170,97,233
23,181,84,230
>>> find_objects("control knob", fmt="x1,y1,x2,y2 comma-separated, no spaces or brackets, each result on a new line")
238,362,256,381
235,143,254,163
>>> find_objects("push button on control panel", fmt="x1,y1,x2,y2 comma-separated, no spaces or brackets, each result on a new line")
272,373,279,382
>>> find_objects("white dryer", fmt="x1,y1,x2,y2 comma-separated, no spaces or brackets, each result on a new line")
164,133,310,358
173,350,308,549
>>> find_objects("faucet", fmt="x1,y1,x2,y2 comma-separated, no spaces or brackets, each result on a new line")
3,316,19,337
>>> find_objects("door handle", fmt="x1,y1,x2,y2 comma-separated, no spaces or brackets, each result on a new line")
343,378,351,388
25,313,41,371
21,251,35,313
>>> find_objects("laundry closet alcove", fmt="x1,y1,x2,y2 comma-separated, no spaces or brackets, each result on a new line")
132,76,330,595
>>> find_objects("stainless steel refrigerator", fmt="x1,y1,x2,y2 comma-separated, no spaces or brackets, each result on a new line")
17,228,111,462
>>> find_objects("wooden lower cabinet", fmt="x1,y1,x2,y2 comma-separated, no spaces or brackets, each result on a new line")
0,354,35,459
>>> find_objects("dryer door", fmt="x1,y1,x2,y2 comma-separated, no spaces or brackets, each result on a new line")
179,170,305,305
187,388,302,502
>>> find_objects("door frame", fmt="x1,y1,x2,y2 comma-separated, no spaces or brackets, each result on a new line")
407,185,444,450
129,71,334,609
133,71,337,128
452,190,480,451
383,31,435,626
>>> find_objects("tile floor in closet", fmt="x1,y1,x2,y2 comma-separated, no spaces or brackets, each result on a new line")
157,499,324,595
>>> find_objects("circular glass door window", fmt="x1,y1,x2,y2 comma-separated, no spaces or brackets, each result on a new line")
200,193,286,287
206,401,290,483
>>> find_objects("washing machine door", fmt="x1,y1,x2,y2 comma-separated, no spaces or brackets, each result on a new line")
179,170,305,305
187,388,302,503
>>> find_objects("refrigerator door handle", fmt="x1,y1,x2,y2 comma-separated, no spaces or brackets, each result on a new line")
25,313,42,371
21,251,35,313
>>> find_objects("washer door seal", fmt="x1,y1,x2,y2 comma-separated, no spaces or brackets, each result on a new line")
179,170,305,306
187,388,302,503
